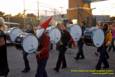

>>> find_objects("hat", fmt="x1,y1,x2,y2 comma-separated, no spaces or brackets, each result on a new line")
36,17,52,38
0,17,5,25
40,17,52,29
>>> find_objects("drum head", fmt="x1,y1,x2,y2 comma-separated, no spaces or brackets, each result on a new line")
92,28,104,47
36,28,44,38
46,26,55,31
22,34,39,53
9,27,23,42
48,28,61,44
68,24,82,41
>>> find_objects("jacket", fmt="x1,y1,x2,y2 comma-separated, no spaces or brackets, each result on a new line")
104,30,112,46
56,30,76,50
36,33,50,60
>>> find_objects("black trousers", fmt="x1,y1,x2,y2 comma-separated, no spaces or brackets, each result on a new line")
96,46,109,70
23,52,30,70
75,40,84,59
55,47,67,71
35,59,48,77
0,46,9,77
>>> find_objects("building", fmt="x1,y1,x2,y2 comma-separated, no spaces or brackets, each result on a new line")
93,15,110,23
67,0,92,26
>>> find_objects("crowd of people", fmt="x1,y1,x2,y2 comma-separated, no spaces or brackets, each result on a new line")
0,16,115,77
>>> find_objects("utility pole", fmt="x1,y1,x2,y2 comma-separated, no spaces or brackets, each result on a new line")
23,0,26,28
60,7,64,22
23,10,26,27
45,10,48,16
8,15,10,27
37,0,40,22
60,7,63,15
53,9,57,20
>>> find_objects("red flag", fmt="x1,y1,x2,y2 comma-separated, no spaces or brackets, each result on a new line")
40,17,52,29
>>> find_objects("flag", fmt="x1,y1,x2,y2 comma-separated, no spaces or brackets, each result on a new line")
40,17,52,29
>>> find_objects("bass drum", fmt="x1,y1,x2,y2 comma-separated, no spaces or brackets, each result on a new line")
84,27,104,47
36,28,45,38
47,26,61,44
6,27,23,42
15,33,39,54
67,24,82,41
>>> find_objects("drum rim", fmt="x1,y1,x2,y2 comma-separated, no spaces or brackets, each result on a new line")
36,28,45,38
48,28,61,44
69,24,82,41
9,27,22,42
84,27,104,47
21,34,39,53
92,28,104,47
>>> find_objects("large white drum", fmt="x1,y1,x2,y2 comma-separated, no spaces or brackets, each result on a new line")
36,28,45,38
47,26,61,44
15,33,39,53
6,27,23,42
67,24,82,41
84,27,104,47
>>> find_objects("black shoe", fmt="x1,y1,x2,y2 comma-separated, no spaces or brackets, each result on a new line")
62,66,67,69
96,68,101,70
103,66,109,69
95,66,101,70
53,68,59,72
74,57,79,61
94,52,99,56
21,68,30,73
5,75,8,77
80,57,85,59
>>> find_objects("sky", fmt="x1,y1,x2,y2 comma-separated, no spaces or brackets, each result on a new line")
0,0,115,16
91,0,115,17
0,0,68,16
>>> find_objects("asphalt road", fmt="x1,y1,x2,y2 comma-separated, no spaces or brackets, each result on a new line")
7,45,115,77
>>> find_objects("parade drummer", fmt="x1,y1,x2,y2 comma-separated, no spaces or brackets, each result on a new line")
108,22,115,52
54,22,76,72
35,17,52,77
74,22,86,61
21,24,34,73
96,24,112,70
0,17,9,77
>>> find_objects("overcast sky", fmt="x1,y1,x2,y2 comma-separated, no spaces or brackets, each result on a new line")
0,0,115,16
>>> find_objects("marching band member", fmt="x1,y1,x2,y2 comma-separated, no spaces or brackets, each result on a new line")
0,17,9,77
108,22,115,52
35,31,50,77
21,51,30,73
54,22,76,72
21,24,35,73
96,24,112,70
35,17,52,77
74,24,85,60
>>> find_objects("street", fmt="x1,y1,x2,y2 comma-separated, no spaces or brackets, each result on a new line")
7,45,115,77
